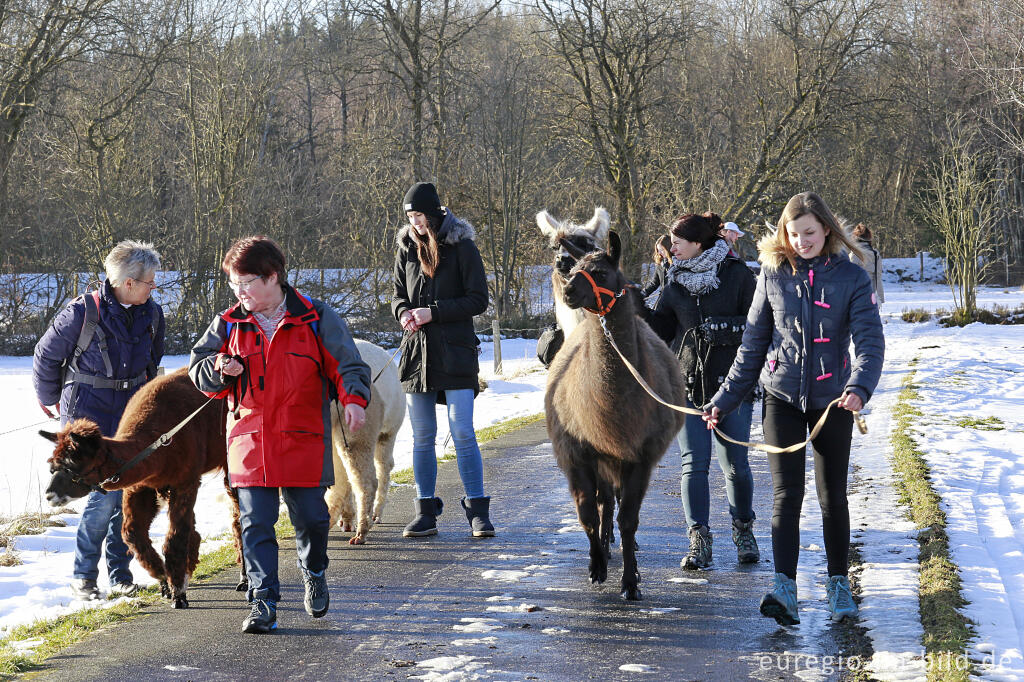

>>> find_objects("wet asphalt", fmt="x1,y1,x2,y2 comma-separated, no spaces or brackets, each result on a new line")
27,419,849,682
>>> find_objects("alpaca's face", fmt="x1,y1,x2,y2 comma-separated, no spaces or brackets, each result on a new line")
40,426,104,505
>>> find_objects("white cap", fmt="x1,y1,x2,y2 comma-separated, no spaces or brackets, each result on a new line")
723,221,744,236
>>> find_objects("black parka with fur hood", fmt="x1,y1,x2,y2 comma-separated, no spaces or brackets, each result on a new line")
392,211,488,400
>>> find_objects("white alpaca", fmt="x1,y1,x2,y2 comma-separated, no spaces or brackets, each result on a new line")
326,339,405,545
536,207,611,341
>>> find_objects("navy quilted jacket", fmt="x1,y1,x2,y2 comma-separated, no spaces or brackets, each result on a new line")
709,251,884,415
32,280,165,435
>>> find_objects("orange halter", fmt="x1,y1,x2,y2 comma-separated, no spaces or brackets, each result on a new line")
577,269,627,317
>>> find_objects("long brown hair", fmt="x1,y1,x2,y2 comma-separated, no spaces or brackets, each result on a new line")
409,214,442,277
652,234,672,265
760,192,863,273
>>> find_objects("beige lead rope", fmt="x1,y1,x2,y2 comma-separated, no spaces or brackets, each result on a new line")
597,317,867,455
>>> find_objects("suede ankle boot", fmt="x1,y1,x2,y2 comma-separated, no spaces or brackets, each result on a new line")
461,497,495,537
404,497,443,537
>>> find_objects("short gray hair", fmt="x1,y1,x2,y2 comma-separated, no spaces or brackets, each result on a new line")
104,240,161,286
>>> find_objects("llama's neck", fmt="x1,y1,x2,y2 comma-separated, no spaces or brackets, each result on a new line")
583,295,640,359
555,298,584,339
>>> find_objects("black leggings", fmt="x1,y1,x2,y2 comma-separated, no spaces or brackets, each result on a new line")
762,393,853,580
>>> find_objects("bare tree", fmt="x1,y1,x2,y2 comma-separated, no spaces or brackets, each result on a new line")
0,0,154,263
362,0,500,180
920,121,1002,323
535,0,686,274
722,0,889,224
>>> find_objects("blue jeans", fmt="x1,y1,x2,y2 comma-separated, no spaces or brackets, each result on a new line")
407,390,485,500
676,398,755,529
237,486,330,604
73,489,134,584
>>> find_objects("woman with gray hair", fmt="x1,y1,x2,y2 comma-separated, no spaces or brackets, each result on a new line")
33,239,165,601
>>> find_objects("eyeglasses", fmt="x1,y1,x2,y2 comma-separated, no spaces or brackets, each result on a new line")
228,274,263,292
133,278,158,289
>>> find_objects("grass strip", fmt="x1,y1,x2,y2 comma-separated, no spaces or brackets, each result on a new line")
889,363,975,681
0,528,245,679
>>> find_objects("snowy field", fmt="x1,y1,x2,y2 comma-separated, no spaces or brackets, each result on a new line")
1,259,1023,682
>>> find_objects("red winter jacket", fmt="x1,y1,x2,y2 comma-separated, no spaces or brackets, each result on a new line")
189,286,370,488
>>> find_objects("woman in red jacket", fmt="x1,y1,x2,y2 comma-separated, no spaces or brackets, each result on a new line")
190,236,371,634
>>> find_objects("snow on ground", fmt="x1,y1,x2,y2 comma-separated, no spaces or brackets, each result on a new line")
1,258,1023,682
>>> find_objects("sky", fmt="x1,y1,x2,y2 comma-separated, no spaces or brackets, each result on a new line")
1,258,1023,681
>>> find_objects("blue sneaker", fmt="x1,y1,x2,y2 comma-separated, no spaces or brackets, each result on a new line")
760,573,800,625
826,575,858,622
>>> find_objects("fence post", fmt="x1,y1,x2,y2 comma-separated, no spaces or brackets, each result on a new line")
492,319,502,376
919,251,924,281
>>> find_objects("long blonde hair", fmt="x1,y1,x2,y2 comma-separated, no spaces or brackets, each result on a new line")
759,192,863,273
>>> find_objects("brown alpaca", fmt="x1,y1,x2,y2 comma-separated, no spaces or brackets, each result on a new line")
40,368,240,609
545,230,685,600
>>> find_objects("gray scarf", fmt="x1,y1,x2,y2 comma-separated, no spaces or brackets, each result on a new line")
667,239,729,295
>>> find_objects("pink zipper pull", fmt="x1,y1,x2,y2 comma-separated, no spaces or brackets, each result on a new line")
814,289,830,309
808,269,814,288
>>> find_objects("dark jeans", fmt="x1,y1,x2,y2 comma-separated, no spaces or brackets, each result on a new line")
762,393,853,580
676,398,755,529
237,486,330,604
73,489,134,584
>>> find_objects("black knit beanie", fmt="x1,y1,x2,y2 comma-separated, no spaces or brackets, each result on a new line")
403,182,444,218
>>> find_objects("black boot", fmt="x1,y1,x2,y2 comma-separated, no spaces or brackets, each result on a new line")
461,497,495,538
403,497,442,537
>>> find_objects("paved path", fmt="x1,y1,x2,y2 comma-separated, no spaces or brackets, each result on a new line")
29,419,851,681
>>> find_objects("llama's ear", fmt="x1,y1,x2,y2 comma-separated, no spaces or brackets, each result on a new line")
559,237,586,261
586,207,611,244
765,220,777,234
607,231,622,268
39,430,58,443
536,210,560,238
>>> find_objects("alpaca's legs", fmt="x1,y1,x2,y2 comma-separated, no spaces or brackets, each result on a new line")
617,462,655,601
163,485,199,608
373,432,397,523
121,488,165,585
223,476,247,592
566,463,607,584
340,442,378,545
326,449,355,531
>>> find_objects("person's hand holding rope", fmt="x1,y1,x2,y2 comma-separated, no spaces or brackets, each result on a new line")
344,403,366,432
214,353,244,378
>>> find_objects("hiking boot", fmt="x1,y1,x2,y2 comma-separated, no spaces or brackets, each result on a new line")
461,497,495,538
70,578,100,601
109,582,140,598
732,519,760,564
826,575,859,622
302,569,329,618
242,598,278,633
681,524,712,570
403,497,443,537
760,572,800,625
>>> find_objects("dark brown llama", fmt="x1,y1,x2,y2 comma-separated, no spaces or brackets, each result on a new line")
545,230,685,600
40,368,241,608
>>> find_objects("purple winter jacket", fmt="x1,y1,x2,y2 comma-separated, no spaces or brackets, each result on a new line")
32,280,165,436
